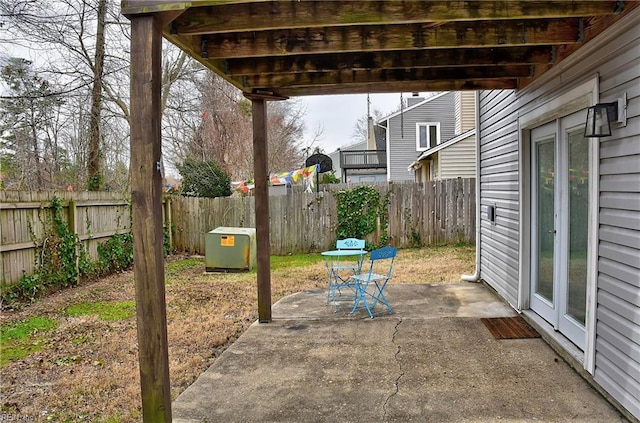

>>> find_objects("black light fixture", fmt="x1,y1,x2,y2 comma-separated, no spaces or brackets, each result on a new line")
584,103,616,137
584,95,627,138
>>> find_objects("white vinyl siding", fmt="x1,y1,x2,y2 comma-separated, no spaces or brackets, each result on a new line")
431,154,439,180
455,91,476,135
439,134,477,179
594,25,640,415
478,11,640,420
478,90,521,307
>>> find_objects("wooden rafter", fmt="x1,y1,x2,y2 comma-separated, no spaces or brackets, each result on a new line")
245,65,533,89
225,46,554,76
200,18,583,59
275,79,519,97
171,1,619,34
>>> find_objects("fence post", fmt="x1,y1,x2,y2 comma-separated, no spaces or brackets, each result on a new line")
68,199,80,285
164,196,172,252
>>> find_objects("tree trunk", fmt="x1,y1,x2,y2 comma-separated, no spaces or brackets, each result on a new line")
30,104,43,189
87,0,107,191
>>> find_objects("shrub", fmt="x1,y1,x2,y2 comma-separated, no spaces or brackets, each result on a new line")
177,158,232,198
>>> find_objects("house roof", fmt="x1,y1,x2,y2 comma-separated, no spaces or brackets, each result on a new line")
410,128,477,170
379,92,450,122
121,1,639,98
339,140,368,152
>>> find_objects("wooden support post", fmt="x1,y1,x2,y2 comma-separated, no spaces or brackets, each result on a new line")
130,15,172,422
250,97,272,323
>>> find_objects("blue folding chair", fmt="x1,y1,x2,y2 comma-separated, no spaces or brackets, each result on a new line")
334,238,366,272
325,238,366,308
350,246,397,318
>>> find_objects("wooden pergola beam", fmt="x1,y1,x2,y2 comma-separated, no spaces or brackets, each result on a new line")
244,65,533,89
201,18,583,59
225,46,554,76
278,78,518,97
172,0,618,35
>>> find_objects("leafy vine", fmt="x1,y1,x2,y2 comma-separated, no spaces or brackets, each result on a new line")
2,197,174,306
4,197,91,303
333,185,391,248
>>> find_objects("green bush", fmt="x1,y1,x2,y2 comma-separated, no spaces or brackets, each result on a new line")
178,158,232,198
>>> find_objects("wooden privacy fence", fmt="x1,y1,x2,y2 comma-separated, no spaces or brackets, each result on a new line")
172,178,475,255
0,191,163,288
0,179,474,287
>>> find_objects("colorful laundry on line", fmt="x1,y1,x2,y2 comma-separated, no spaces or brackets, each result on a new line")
233,164,319,194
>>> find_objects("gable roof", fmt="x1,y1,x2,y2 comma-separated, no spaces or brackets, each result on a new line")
416,128,477,161
379,92,450,122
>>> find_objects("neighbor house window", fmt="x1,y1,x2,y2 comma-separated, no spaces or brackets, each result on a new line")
416,122,440,151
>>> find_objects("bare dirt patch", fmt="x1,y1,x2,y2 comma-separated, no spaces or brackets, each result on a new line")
0,245,474,422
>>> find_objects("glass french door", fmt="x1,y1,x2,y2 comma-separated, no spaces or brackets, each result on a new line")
531,122,557,325
530,110,590,350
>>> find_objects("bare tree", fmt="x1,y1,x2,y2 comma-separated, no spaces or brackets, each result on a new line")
185,72,253,180
1,0,122,189
0,0,200,191
0,57,65,189
177,72,311,181
87,0,106,190
266,100,306,172
1,0,311,190
159,49,206,178
351,108,387,144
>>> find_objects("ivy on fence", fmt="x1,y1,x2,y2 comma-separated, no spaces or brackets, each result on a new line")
1,197,171,307
6,197,92,303
333,185,391,248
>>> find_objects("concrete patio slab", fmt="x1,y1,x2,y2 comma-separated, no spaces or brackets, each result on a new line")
172,283,627,423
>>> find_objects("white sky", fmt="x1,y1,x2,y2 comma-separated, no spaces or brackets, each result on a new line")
299,93,406,154
2,39,415,160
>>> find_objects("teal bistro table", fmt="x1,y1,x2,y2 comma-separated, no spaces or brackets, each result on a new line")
321,249,367,311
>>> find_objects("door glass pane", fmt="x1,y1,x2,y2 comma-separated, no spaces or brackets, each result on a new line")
536,139,555,302
567,129,589,324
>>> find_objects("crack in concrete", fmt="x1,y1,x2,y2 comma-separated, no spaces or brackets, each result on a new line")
383,318,404,421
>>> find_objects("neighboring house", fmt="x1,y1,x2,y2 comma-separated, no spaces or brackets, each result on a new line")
330,91,477,183
409,92,477,182
328,120,387,183
378,91,475,182
474,8,639,421
409,129,476,182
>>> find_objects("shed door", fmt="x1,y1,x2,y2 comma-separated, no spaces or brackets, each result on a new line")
530,110,590,350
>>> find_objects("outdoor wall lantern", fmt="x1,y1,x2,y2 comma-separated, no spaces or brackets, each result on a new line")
584,94,627,138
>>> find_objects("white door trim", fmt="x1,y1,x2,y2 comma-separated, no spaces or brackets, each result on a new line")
517,75,599,373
